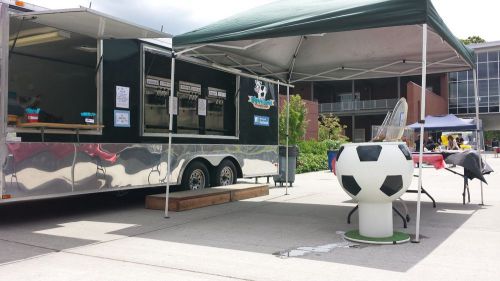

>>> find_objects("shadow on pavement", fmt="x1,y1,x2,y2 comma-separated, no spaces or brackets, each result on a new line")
0,189,484,272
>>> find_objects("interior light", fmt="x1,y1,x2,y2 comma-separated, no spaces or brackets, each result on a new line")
15,1,25,7
9,31,71,48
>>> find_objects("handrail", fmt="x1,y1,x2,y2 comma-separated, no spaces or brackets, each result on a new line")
319,98,398,113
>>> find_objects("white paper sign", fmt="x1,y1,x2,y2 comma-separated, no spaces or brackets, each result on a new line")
114,110,130,127
115,86,130,109
169,96,178,115
198,99,207,116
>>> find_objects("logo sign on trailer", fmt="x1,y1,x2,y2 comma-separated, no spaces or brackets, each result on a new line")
249,80,275,110
254,115,270,127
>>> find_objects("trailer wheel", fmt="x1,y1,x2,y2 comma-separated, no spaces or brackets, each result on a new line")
213,160,237,187
183,161,210,190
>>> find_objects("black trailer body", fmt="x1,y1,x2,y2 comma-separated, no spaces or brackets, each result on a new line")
0,6,286,202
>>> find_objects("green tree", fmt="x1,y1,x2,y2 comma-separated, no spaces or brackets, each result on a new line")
461,36,486,45
318,116,348,141
318,116,349,150
279,95,308,145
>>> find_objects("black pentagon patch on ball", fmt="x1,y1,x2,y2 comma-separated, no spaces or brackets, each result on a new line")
356,145,382,161
336,146,345,162
398,144,412,160
380,175,403,197
342,175,362,196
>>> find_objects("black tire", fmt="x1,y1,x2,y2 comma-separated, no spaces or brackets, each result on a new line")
213,160,237,187
182,161,210,190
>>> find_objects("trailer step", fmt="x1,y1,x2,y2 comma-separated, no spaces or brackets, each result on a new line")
145,183,269,212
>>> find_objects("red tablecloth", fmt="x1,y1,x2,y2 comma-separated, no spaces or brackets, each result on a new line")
412,153,445,169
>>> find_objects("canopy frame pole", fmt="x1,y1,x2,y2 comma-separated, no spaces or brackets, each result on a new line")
341,61,402,80
226,55,258,75
178,39,269,55
177,44,207,56
472,69,484,205
291,67,342,83
414,23,428,244
289,72,337,80
285,85,290,195
403,60,468,68
342,67,400,76
185,53,226,57
400,56,457,75
164,54,176,218
208,39,269,51
287,36,305,81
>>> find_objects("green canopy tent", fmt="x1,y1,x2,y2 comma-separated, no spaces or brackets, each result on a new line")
172,0,480,242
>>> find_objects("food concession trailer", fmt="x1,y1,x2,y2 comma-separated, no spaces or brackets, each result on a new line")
0,5,289,202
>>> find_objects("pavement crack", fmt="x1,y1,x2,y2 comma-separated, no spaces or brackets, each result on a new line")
62,250,254,281
0,237,59,252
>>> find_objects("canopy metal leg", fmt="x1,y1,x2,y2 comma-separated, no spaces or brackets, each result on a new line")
285,85,289,195
164,55,176,219
472,69,484,206
413,23,428,244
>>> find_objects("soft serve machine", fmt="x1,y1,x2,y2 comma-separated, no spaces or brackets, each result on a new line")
206,87,226,135
143,75,171,133
177,81,201,134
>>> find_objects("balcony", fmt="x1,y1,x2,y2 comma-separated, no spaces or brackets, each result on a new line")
319,98,398,115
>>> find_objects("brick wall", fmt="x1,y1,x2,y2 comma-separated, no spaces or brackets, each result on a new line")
406,81,448,125
279,95,319,140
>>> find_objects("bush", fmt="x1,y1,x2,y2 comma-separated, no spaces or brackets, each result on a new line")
297,153,328,174
298,140,329,155
295,139,348,174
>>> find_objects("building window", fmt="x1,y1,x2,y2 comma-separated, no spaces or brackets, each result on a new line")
449,49,500,114
488,51,499,62
478,52,488,63
478,63,488,79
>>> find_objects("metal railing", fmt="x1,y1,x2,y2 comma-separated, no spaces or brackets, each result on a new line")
319,98,398,113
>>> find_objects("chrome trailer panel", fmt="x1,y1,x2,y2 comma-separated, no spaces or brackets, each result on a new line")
0,142,278,202
0,4,9,200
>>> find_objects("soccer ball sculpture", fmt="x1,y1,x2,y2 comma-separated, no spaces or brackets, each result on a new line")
336,142,414,243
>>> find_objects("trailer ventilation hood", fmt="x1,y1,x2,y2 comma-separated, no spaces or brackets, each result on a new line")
12,8,171,39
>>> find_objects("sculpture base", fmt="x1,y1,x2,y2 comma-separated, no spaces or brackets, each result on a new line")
359,202,393,237
344,230,410,245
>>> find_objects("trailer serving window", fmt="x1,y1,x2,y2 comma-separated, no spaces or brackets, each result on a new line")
141,44,238,138
141,45,172,135
5,8,170,138
8,17,101,134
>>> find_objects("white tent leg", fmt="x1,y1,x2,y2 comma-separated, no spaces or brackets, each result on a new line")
472,69,484,205
165,56,176,218
414,23,428,243
285,85,290,195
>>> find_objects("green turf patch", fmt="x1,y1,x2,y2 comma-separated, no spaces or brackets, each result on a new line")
344,230,410,244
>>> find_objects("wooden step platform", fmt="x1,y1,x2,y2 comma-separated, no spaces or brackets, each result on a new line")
145,183,269,212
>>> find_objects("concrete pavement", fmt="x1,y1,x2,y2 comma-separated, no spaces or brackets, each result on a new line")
0,154,499,280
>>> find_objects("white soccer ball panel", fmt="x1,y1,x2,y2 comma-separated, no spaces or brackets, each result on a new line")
336,142,414,203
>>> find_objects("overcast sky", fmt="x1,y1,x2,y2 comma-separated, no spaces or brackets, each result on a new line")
26,0,500,41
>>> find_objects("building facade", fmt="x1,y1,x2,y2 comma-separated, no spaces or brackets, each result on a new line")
449,41,500,131
286,43,500,141
291,74,447,142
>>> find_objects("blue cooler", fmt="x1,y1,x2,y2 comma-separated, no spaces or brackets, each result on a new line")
327,150,337,172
